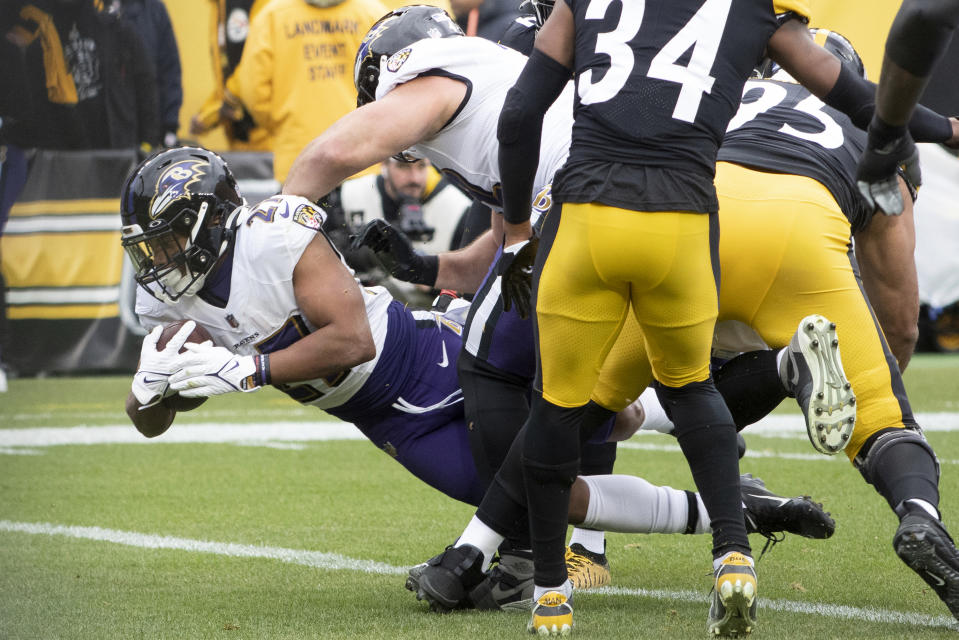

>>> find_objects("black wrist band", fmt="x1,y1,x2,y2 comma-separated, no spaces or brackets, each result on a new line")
412,254,439,287
254,354,272,387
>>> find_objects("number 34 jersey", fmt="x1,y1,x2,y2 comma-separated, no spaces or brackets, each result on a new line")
557,0,811,213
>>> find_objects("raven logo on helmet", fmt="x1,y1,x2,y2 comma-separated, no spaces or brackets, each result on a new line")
354,5,463,107
121,147,243,304
387,47,413,73
150,159,208,220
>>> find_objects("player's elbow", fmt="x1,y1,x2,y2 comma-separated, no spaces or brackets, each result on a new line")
898,0,959,30
340,324,376,368
126,394,174,438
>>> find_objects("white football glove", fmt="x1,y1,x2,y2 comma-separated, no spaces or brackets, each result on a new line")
131,321,198,408
168,342,260,397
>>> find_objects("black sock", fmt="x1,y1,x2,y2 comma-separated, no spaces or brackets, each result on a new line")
656,380,750,558
522,396,582,586
714,350,787,430
867,437,941,518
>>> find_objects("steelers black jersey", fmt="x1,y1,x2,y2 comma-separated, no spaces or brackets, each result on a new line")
554,0,810,213
718,78,871,233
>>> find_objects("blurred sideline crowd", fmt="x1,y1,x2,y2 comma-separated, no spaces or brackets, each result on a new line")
0,0,958,394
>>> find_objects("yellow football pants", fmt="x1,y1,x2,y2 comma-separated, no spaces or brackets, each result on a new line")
535,202,719,408
591,162,913,461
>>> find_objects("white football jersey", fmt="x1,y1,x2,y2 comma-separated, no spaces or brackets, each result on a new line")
376,36,574,211
136,194,393,410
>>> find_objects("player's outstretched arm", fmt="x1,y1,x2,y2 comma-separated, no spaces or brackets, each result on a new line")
876,0,959,128
854,177,920,370
282,75,467,202
435,225,501,293
352,214,501,294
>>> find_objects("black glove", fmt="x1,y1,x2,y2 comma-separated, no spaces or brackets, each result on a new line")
856,117,922,216
497,236,539,320
350,219,439,286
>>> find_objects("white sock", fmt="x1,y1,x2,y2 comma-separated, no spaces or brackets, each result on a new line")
569,527,606,555
534,579,572,601
456,515,504,571
580,474,693,534
637,387,674,434
713,549,754,571
775,347,788,386
694,493,711,535
906,498,940,519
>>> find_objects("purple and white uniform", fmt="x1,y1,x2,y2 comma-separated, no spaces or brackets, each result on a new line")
136,194,484,504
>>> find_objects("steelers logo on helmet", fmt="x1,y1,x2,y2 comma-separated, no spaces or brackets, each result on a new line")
150,159,209,220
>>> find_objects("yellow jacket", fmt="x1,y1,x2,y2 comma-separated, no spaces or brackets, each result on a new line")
193,0,273,150
231,0,388,181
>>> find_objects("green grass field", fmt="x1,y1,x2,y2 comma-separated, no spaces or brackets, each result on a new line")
2,354,959,639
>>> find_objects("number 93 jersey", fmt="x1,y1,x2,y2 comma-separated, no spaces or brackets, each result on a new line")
561,0,811,211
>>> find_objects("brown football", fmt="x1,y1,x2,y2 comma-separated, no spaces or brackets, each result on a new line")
157,320,213,411
157,319,214,352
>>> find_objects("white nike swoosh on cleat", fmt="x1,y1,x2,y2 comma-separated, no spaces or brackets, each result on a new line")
745,493,791,506
927,571,947,587
437,342,449,368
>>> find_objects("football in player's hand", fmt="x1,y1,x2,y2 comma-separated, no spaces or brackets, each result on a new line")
157,320,213,411
157,319,214,352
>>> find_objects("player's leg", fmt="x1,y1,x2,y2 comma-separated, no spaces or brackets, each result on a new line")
571,473,835,541
719,164,959,620
352,320,487,506
522,202,632,626
458,352,532,491
625,208,754,635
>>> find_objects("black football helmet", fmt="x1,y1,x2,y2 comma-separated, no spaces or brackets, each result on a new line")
354,5,463,107
120,147,243,303
756,28,867,81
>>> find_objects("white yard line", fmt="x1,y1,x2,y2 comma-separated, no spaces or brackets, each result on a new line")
0,520,400,575
0,422,366,447
4,415,959,464
0,519,954,630
592,585,957,630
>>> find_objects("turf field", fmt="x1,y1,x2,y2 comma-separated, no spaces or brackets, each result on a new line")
3,354,959,639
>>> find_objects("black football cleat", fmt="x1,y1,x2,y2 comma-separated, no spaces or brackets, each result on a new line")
741,474,835,540
409,544,486,612
468,549,535,611
894,512,959,621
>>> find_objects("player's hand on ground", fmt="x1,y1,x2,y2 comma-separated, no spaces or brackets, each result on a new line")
857,124,920,216
350,219,437,285
131,321,196,408
168,343,259,397
497,236,538,320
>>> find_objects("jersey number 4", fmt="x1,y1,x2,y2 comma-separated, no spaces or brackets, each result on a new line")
577,0,732,123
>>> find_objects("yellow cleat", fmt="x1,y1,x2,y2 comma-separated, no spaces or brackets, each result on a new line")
564,544,610,590
707,552,757,637
527,590,573,636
